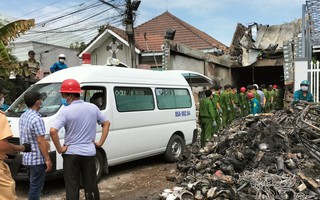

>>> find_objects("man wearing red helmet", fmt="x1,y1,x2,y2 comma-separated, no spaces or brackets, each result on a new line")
271,84,281,110
247,92,261,115
50,79,111,200
239,87,249,117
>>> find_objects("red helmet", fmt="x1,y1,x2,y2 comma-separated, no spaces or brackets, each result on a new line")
60,79,82,93
240,87,246,93
273,84,277,89
247,92,254,99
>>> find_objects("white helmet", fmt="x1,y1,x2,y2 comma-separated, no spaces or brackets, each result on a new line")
58,54,66,59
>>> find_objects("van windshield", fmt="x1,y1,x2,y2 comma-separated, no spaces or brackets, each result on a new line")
6,83,62,117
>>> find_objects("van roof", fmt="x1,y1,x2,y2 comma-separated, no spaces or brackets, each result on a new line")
38,65,190,86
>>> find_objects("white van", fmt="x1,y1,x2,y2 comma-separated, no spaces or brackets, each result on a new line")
5,65,211,180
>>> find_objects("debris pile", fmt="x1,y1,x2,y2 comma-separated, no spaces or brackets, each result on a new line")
160,104,320,200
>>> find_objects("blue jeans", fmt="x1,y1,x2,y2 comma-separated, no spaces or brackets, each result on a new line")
27,164,46,200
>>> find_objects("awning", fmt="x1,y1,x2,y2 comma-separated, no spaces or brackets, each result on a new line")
164,70,213,87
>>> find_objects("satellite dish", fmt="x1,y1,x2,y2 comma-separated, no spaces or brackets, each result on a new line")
106,57,120,66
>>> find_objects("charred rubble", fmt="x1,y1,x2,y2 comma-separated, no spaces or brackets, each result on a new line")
160,104,320,200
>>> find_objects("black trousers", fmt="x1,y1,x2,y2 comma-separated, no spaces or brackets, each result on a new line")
62,154,99,200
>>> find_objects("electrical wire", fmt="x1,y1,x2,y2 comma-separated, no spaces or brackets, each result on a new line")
13,0,64,20
10,0,127,47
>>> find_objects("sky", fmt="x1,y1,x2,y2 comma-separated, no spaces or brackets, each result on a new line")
0,0,306,47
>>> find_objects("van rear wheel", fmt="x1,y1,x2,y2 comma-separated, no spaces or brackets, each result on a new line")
164,135,185,162
95,150,104,181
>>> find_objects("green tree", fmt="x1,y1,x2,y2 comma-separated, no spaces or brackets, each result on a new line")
69,41,87,53
0,19,35,78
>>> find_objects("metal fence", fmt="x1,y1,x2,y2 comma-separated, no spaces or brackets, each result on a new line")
308,61,320,102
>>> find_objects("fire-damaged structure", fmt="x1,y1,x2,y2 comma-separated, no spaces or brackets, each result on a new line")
229,21,301,67
227,20,302,90
160,103,320,199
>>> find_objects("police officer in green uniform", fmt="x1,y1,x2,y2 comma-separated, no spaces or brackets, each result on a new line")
266,85,274,112
210,85,222,135
199,90,215,147
272,85,280,110
260,84,270,112
229,86,238,122
239,87,249,117
220,85,232,128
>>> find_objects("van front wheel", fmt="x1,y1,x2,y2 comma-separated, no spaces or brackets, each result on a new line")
164,135,185,162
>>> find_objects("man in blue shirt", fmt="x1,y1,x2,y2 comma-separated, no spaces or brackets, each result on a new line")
293,80,314,104
50,54,68,73
19,91,52,200
50,79,110,200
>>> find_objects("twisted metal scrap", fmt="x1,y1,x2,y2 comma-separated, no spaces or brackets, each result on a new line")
237,169,312,199
294,103,320,162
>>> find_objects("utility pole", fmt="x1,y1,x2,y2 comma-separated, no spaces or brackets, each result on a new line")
125,0,140,68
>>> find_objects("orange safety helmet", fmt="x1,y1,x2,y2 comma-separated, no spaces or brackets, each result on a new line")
247,92,254,99
240,87,246,93
60,79,82,93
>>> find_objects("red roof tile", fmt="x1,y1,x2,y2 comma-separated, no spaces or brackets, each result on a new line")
85,12,228,54
134,11,228,53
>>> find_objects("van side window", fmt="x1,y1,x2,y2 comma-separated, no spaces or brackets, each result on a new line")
114,87,154,112
156,88,192,109
81,86,106,110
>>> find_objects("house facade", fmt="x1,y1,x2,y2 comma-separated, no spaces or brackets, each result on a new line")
10,41,81,76
80,11,233,87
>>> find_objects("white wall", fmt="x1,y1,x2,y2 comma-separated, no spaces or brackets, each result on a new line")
294,60,308,91
91,37,131,67
171,54,231,86
171,55,204,73
10,41,81,74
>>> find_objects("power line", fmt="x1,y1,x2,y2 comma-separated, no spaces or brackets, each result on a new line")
10,0,127,47
11,0,64,21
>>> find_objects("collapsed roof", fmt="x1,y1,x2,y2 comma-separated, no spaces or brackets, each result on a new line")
229,20,302,67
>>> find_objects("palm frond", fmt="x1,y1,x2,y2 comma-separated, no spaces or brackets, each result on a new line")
0,19,35,46
0,19,35,78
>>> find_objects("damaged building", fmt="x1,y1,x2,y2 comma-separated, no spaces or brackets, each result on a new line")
228,20,302,90
227,1,320,103
79,2,319,103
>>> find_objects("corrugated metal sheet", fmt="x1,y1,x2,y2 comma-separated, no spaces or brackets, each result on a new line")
254,21,301,49
234,20,302,66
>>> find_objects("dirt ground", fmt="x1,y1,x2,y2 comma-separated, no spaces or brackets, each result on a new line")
16,155,178,200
